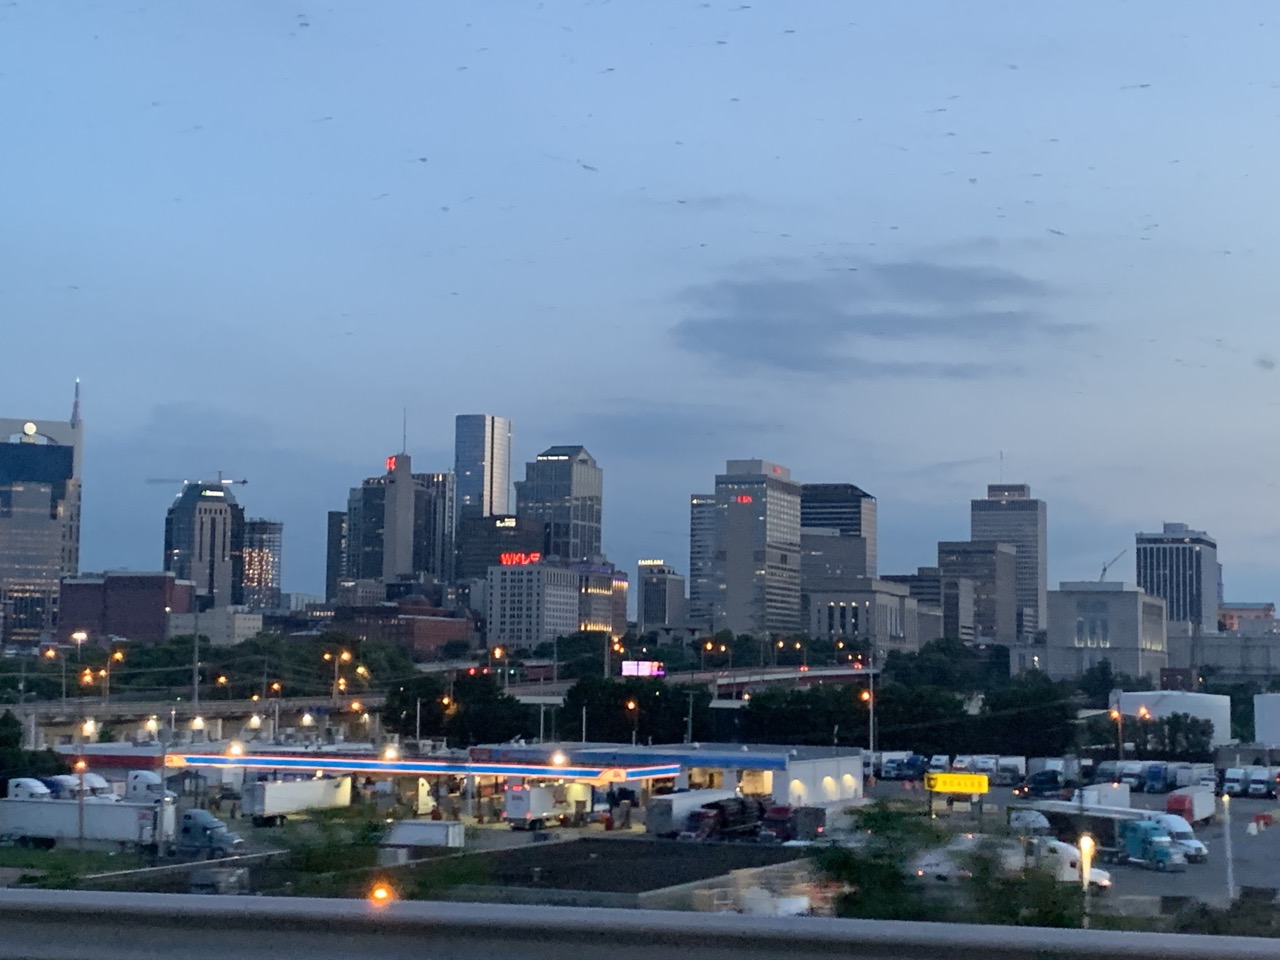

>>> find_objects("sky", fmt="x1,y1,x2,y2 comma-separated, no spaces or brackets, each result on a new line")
2,2,1279,602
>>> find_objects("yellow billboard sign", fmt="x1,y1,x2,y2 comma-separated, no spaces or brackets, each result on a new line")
924,772,989,795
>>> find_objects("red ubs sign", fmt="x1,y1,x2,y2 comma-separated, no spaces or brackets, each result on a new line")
500,552,542,566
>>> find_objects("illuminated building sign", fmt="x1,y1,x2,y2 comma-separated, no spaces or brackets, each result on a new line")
494,518,517,528
734,495,753,504
924,772,989,795
638,559,665,566
200,490,225,498
500,552,542,566
386,456,398,472
622,660,665,677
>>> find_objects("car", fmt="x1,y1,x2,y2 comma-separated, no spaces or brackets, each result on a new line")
1012,770,1065,799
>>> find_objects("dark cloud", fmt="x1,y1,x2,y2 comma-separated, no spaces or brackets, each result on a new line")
671,258,1075,379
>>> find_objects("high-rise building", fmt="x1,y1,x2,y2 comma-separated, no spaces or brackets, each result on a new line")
412,471,455,582
637,560,686,634
163,482,245,610
454,414,511,522
697,460,803,637
937,541,1017,644
0,384,83,645
805,578,925,655
883,566,977,642
562,560,628,639
325,510,346,602
1136,522,1219,634
971,484,1047,638
801,483,877,576
515,446,603,562
242,519,283,611
341,454,451,588
485,561,579,650
687,493,719,632
454,514,547,582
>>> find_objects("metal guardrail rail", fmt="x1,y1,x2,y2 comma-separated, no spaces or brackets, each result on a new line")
0,890,1276,960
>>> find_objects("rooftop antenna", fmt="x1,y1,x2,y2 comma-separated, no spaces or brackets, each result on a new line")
402,408,408,454
999,450,1004,483
70,379,81,428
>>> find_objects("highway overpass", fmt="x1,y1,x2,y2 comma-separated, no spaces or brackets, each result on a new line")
0,890,1271,960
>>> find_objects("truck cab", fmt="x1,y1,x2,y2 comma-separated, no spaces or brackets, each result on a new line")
127,770,177,803
1118,762,1146,792
1116,820,1185,871
7,778,52,800
1222,767,1247,796
1246,766,1274,799
1149,814,1208,863
178,810,244,859
928,755,950,772
1144,763,1171,794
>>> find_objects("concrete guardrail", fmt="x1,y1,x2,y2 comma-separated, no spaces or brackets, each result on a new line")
0,890,1277,960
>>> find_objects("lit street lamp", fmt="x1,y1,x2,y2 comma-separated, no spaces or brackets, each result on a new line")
323,649,352,704
1079,834,1095,928
43,647,67,703
625,698,639,745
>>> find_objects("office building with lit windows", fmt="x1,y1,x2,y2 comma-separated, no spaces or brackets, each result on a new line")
242,519,283,611
690,460,802,637
971,484,1047,639
637,560,686,634
1041,581,1167,681
0,384,83,645
801,483,877,576
485,561,579,650
163,481,245,610
455,414,511,522
515,446,603,562
1136,522,1220,634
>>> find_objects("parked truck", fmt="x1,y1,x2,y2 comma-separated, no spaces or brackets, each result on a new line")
993,756,1027,786
1144,763,1174,794
1118,761,1148,792
0,794,177,852
1148,813,1208,863
679,795,769,841
126,770,176,803
758,804,827,843
1222,767,1248,796
1246,766,1277,799
1173,763,1216,789
1011,800,1184,871
645,789,738,838
1167,786,1216,825
504,784,559,830
177,809,244,858
910,835,1112,890
242,775,352,827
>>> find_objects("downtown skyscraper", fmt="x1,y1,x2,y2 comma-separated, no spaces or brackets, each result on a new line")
514,445,603,562
690,460,802,637
970,483,1047,639
242,518,283,611
1136,522,1220,634
454,414,511,523
164,481,245,610
0,383,83,644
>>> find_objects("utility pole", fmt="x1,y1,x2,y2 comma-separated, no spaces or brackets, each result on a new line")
415,698,422,742
191,604,201,711
684,692,695,744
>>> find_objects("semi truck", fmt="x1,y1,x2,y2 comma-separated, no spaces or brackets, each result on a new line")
1011,800,1185,871
1167,786,1216,825
0,794,178,852
758,804,827,843
241,776,352,827
993,756,1027,786
1148,813,1208,863
909,835,1112,890
1222,767,1247,796
679,795,769,841
177,809,245,858
645,789,738,837
1246,766,1278,799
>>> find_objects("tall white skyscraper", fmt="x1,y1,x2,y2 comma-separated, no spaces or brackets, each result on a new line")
1136,522,1219,634
687,493,719,631
454,414,511,522
970,483,1047,639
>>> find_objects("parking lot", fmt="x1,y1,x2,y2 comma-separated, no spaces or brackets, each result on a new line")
866,779,1280,905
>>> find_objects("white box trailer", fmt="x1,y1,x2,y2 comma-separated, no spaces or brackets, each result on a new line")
645,789,739,837
0,797,176,851
242,776,352,826
379,819,465,864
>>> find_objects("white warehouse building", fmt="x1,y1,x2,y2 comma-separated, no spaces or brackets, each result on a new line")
1113,690,1233,747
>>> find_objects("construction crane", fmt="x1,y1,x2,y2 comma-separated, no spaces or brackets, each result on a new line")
145,472,248,487
1099,549,1127,582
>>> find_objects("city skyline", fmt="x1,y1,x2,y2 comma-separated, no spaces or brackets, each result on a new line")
4,3,1277,602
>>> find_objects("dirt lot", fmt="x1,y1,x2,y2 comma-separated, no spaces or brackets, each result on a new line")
467,836,807,893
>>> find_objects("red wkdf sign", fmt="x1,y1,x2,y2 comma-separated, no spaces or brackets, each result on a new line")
500,552,542,566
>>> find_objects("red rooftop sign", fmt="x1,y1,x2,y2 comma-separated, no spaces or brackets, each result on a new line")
500,552,542,566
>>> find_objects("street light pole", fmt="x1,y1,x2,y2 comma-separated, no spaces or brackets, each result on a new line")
1223,794,1236,901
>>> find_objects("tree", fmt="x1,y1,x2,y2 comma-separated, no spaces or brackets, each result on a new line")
562,677,710,744
0,710,21,749
441,672,529,746
976,675,1076,758
812,802,945,920
383,675,448,740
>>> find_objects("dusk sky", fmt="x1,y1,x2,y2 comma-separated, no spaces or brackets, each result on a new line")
3,2,1278,602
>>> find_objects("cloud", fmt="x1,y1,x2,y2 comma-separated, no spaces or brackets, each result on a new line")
670,258,1075,379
